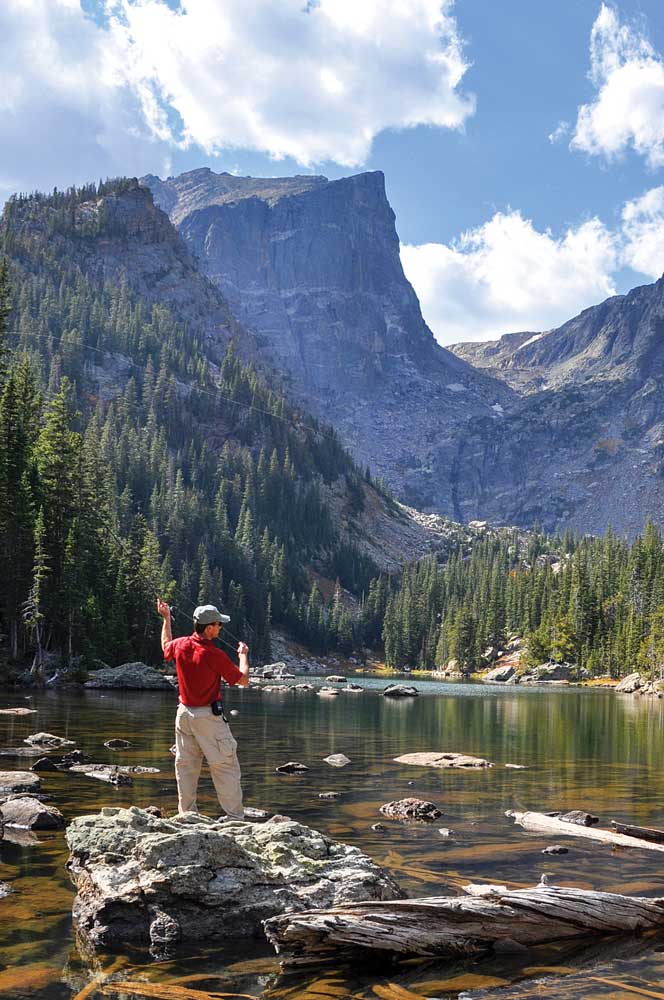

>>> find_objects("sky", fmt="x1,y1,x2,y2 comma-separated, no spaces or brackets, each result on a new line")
2,1,664,345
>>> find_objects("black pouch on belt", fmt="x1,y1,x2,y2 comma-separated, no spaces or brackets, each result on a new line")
211,699,223,716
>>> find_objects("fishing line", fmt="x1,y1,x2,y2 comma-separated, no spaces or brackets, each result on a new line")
98,514,247,654
4,328,357,446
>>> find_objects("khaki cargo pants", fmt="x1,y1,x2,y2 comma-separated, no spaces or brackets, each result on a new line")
174,703,244,819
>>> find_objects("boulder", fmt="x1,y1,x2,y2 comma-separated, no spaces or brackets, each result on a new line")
532,662,574,682
317,687,341,697
24,732,75,748
325,676,346,683
380,798,443,822
0,771,41,794
84,662,173,690
294,683,314,692
616,672,644,693
394,752,494,769
345,683,363,691
483,664,515,683
31,756,61,772
65,806,404,951
382,685,418,698
323,754,351,768
0,795,65,830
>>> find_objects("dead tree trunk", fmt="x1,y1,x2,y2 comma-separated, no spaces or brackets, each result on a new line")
263,883,664,968
507,810,664,851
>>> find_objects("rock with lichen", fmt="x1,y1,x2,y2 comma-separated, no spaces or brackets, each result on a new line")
65,806,403,953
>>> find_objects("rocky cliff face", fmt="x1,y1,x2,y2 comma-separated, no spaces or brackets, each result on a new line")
142,166,664,536
448,277,664,536
144,168,511,514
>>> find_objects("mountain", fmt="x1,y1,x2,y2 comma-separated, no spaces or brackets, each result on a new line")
143,167,511,514
448,277,664,536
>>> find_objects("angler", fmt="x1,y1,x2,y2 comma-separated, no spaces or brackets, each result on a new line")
156,598,249,818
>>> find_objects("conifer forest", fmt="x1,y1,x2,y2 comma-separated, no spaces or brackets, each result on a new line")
1,181,664,681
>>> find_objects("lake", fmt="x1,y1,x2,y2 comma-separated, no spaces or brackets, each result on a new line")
2,676,664,1000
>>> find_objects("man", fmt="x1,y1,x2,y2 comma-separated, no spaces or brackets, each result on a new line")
156,597,249,818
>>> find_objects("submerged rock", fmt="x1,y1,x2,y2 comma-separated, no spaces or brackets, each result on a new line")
104,739,132,750
24,732,75,749
380,798,443,822
323,754,351,768
275,762,309,774
65,805,404,951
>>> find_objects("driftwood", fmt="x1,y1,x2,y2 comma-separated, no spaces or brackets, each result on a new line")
611,820,664,844
99,984,256,999
263,882,664,968
507,810,664,851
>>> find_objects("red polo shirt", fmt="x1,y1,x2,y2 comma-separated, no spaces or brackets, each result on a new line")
164,633,243,707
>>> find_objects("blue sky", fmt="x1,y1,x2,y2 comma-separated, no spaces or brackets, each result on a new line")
3,1,664,343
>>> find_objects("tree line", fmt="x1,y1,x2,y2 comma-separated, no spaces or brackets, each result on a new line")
376,525,664,677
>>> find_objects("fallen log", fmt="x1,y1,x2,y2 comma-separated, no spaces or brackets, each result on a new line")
507,810,664,852
263,882,664,968
611,821,664,844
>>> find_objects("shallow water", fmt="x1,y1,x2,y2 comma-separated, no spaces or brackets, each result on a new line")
2,677,664,999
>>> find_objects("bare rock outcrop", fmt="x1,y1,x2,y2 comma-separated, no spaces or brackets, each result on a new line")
65,806,403,952
84,662,173,690
615,672,644,693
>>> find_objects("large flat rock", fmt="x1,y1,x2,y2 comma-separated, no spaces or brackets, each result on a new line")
66,806,404,952
394,752,494,769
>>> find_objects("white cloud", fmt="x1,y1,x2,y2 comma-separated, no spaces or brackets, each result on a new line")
621,186,664,279
401,212,619,344
0,0,475,197
0,0,169,197
548,120,569,144
571,4,664,167
105,0,475,167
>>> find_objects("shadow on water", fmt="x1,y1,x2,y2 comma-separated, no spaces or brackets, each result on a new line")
2,679,664,997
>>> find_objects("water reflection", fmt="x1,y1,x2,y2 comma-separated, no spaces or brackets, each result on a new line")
1,680,664,998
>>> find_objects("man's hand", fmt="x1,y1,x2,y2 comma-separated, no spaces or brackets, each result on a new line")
157,597,171,620
237,641,250,686
157,597,172,652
